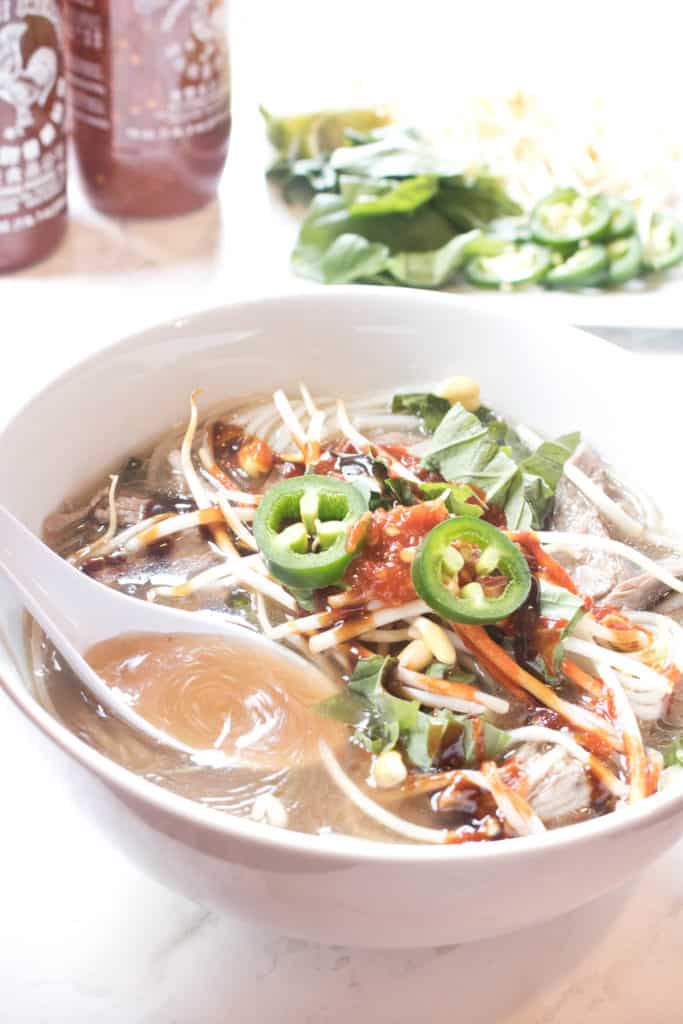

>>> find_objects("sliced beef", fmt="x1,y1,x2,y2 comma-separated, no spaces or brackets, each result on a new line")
604,557,683,610
552,446,633,600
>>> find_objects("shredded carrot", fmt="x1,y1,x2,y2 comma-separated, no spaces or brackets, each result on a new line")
455,624,621,750
399,672,483,705
624,733,648,803
510,531,580,595
561,658,604,699
465,647,535,708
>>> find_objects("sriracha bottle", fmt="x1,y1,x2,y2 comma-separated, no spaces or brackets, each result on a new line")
0,0,67,272
63,0,230,218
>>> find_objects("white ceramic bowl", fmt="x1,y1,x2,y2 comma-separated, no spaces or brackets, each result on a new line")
1,289,681,949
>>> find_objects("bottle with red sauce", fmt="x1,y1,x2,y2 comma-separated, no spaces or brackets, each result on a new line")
63,0,230,218
0,0,67,272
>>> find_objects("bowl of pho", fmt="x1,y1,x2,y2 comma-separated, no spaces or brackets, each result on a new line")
1,288,682,947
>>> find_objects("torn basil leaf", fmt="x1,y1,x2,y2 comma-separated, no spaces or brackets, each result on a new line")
385,230,482,288
314,655,509,769
341,174,439,216
391,392,450,432
423,403,579,529
419,481,485,518
538,580,585,635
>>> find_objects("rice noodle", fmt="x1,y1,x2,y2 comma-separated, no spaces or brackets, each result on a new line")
480,762,546,836
309,601,430,653
395,665,509,714
506,726,627,799
507,725,591,763
181,391,214,511
456,624,622,748
299,383,317,419
596,662,648,803
562,459,651,543
354,414,420,432
564,637,672,696
123,507,253,555
573,615,649,651
397,684,487,716
273,389,307,454
199,471,261,506
537,531,683,595
336,399,421,485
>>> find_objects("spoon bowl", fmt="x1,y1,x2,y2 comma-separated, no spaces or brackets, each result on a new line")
0,504,322,756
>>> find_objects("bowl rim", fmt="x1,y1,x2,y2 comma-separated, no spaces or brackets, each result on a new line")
3,285,682,865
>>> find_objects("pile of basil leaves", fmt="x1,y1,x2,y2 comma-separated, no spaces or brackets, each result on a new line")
262,107,521,288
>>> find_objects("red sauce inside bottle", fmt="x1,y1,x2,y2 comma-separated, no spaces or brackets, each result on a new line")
64,0,230,218
0,1,67,271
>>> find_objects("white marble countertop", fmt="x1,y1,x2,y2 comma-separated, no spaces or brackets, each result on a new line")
2,9,683,1020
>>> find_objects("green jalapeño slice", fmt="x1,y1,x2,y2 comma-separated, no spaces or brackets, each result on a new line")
411,517,531,624
544,244,608,289
606,236,642,285
253,474,368,589
464,242,552,289
530,187,611,248
642,213,683,273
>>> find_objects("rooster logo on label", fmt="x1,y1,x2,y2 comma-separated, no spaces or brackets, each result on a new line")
0,22,57,141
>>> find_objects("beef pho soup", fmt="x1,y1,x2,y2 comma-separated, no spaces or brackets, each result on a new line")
31,378,683,845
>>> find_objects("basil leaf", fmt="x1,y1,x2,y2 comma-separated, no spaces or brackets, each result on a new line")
524,582,585,684
315,657,416,755
504,470,554,531
402,709,450,769
407,709,510,769
423,402,490,469
290,194,455,285
385,230,481,288
330,125,462,179
434,177,523,230
423,404,518,503
348,654,395,699
317,234,391,284
424,404,578,528
347,656,419,754
368,456,417,507
391,392,450,432
521,434,581,490
461,717,510,764
539,580,585,636
342,174,439,216
315,655,510,769
266,157,338,202
419,482,485,518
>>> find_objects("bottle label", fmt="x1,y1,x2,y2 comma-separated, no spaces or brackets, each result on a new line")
67,0,229,147
0,0,66,234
